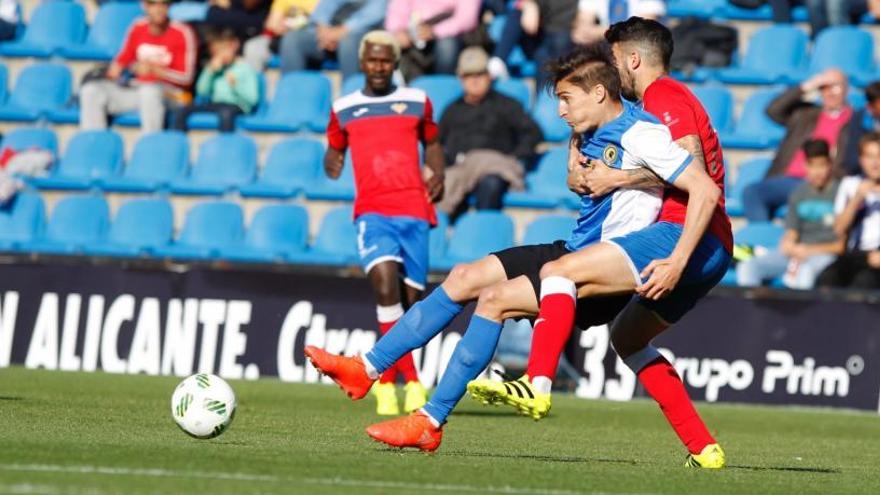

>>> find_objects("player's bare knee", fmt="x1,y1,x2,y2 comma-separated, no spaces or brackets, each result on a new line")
444,262,483,300
474,286,507,320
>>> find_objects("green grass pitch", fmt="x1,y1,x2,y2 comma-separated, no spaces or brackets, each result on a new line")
1,367,878,495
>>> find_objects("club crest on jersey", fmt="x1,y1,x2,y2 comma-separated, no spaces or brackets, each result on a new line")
602,144,618,165
391,102,408,114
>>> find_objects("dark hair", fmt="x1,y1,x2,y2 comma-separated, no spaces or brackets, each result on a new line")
207,27,239,44
859,131,880,153
866,81,880,104
604,16,673,70
803,138,830,160
543,43,621,101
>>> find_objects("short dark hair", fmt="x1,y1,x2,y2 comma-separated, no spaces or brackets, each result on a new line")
543,43,621,101
803,138,830,160
207,27,239,44
604,16,674,70
859,131,880,153
866,81,880,104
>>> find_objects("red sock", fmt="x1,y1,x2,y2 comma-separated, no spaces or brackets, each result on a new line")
395,350,420,383
638,356,715,454
377,319,398,384
526,277,576,381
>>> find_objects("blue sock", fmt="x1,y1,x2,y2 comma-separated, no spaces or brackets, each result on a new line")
365,286,463,373
423,315,502,425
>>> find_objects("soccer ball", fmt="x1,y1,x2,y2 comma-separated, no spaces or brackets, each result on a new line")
170,373,236,439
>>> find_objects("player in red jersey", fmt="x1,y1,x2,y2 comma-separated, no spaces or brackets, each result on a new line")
324,30,445,415
468,18,731,468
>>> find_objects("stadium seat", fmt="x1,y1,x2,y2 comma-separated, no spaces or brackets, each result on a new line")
20,194,109,255
431,211,514,271
716,26,808,85
29,130,123,190
720,221,785,286
532,91,569,142
666,0,725,18
170,134,257,195
86,198,174,257
60,3,143,60
521,214,576,245
288,206,358,266
340,73,365,96
220,204,310,263
429,211,450,261
239,138,323,198
410,75,462,119
793,27,875,86
240,71,331,133
0,127,58,157
504,147,572,208
101,131,189,192
0,63,72,121
0,63,7,104
494,78,531,110
152,201,244,260
0,191,45,251
305,151,355,201
719,88,786,149
725,157,772,217
691,85,734,134
0,2,86,58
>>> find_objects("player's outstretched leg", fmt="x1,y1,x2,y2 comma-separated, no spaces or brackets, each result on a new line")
366,276,538,451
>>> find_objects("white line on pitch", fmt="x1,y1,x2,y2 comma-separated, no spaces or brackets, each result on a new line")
303,477,634,495
0,464,277,482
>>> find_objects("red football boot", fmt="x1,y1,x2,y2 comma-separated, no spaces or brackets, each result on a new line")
304,346,374,400
365,411,443,452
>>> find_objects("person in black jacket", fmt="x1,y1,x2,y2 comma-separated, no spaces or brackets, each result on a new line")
841,81,880,176
437,47,542,216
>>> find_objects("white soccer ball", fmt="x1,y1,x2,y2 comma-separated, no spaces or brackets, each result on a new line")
170,373,237,439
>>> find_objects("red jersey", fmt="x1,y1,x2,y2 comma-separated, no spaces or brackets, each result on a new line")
115,19,197,90
643,77,733,252
327,87,439,225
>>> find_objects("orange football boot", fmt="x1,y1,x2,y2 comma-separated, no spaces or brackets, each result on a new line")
365,411,443,452
304,346,374,400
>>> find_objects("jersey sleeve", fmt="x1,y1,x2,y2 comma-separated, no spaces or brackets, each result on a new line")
643,85,700,141
621,121,693,183
326,109,347,150
834,177,858,214
420,97,439,143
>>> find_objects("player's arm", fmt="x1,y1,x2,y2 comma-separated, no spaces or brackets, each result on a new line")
423,138,445,202
324,109,347,179
567,133,590,194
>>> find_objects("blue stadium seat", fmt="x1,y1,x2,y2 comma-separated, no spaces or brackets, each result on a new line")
532,91,569,142
716,26,808,85
0,63,7,104
719,88,786,149
288,206,358,266
86,198,174,257
429,211,449,261
60,3,143,60
521,214,576,245
101,131,189,192
21,194,109,255
691,85,734,134
504,147,572,208
152,201,244,260
793,27,875,86
170,134,257,195
305,151,355,201
240,71,331,133
0,191,45,251
725,157,773,217
341,73,365,96
0,2,87,57
0,63,72,121
431,211,514,271
720,221,785,286
29,130,123,190
221,204,310,263
0,127,58,157
494,78,531,110
410,75,462,119
666,0,725,18
240,138,323,198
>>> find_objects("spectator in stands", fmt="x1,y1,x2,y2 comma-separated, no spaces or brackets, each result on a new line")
385,0,482,82
437,47,541,216
572,0,666,45
737,139,842,289
80,0,196,134
279,0,386,78
767,0,877,37
204,0,270,41
172,29,259,132
0,0,19,41
817,132,880,290
242,0,318,70
488,0,578,82
848,0,880,21
842,81,880,175
742,68,854,222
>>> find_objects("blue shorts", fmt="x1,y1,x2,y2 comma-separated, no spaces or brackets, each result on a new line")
607,222,731,324
356,213,430,290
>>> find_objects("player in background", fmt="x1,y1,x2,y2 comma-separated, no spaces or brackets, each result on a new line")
324,30,445,416
468,17,732,468
305,45,723,464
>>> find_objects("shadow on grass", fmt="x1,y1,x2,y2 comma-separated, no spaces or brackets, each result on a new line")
728,465,841,474
0,396,23,401
373,448,636,465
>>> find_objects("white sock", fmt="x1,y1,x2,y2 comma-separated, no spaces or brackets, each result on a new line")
531,376,552,395
361,353,380,380
419,408,441,427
